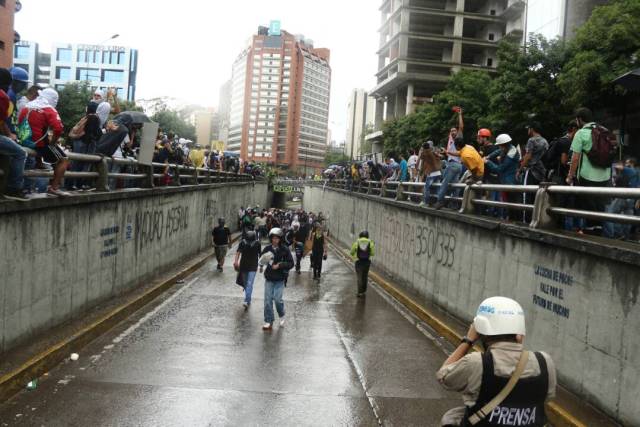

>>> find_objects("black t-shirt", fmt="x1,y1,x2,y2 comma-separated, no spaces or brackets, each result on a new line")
212,226,231,246
294,228,307,243
237,240,261,271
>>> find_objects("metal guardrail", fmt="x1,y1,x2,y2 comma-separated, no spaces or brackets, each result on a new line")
0,149,257,196
310,178,640,232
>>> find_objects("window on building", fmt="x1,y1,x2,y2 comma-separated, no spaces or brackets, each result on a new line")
0,41,4,51
117,51,126,65
488,33,495,41
14,45,29,59
77,49,86,62
76,68,100,81
490,9,496,16
56,67,71,80
102,70,124,84
57,48,72,62
487,58,493,67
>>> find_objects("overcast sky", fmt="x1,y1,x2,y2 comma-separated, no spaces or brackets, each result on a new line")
16,1,561,143
16,0,380,143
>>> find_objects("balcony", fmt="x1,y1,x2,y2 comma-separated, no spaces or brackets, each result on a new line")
502,0,525,20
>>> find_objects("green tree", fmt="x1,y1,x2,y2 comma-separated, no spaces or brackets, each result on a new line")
56,82,93,133
151,101,196,140
325,150,350,167
558,0,640,113
487,35,572,142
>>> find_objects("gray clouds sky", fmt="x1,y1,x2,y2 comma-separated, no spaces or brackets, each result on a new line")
16,0,380,142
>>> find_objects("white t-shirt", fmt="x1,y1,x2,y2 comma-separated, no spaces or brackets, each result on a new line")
408,154,418,168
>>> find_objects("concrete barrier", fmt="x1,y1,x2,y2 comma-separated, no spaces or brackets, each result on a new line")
0,182,268,355
304,184,640,426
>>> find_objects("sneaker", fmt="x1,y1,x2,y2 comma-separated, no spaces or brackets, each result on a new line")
47,187,72,197
3,189,30,202
279,318,285,327
262,323,273,331
418,201,426,207
242,302,249,310
434,201,445,210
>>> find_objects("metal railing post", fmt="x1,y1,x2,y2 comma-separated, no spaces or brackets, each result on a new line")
96,158,110,192
395,182,404,201
140,164,154,188
367,181,372,195
460,183,479,214
530,184,555,229
380,181,387,198
172,165,181,186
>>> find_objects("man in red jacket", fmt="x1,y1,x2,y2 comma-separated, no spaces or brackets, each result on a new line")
18,88,70,196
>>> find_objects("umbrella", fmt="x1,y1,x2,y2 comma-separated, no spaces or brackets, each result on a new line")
118,111,153,124
613,68,640,91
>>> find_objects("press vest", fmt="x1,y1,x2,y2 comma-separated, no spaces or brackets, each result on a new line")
463,351,548,427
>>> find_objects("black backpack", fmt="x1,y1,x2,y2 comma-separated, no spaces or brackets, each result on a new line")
357,241,371,260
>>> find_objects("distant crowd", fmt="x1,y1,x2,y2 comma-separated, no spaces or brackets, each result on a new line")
0,66,262,202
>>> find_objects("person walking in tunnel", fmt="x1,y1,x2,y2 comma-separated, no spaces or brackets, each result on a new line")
310,222,328,280
350,231,375,297
234,230,261,309
292,220,307,274
211,218,231,273
436,296,556,427
259,227,293,331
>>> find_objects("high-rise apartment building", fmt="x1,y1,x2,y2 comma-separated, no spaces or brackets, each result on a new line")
371,0,526,130
226,25,331,173
0,0,20,68
345,89,376,160
527,0,609,42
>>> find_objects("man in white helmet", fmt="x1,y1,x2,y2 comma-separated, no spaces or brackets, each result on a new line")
259,227,293,331
436,297,556,427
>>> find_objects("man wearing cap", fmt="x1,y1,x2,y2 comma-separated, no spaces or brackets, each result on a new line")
518,123,549,220
485,134,521,219
437,297,556,427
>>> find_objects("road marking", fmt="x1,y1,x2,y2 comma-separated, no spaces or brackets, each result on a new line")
111,276,200,344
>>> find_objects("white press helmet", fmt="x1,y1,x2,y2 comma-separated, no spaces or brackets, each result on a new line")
495,134,513,146
269,227,284,238
473,297,526,336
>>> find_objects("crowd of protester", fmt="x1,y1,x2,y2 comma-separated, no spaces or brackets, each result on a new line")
335,108,640,241
0,66,263,201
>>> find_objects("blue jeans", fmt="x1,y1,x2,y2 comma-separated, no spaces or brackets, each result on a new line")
264,279,285,324
0,135,26,191
603,198,636,239
437,162,462,203
423,174,441,204
243,270,257,304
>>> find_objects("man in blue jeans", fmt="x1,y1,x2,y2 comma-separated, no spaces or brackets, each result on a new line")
435,110,464,210
0,68,27,201
234,230,261,309
259,227,293,331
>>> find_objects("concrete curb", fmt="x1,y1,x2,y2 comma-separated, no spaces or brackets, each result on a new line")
0,234,241,403
326,237,606,427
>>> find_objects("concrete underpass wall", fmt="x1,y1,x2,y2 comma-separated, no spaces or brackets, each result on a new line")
0,182,268,355
304,185,640,426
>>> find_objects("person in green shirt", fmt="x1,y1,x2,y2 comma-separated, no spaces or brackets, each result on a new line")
566,107,612,215
350,231,375,297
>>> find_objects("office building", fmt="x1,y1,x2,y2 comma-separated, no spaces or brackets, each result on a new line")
12,40,51,87
217,80,232,143
371,0,527,130
226,24,331,173
527,0,609,42
345,89,376,160
195,109,214,147
0,0,20,68
49,42,138,101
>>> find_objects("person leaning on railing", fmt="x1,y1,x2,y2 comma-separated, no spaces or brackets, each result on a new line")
603,158,640,240
0,68,28,201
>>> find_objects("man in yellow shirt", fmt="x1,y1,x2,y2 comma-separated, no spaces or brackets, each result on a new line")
454,137,484,183
189,144,205,168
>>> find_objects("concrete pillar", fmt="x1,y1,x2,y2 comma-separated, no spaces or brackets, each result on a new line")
387,96,396,120
375,99,385,130
406,83,415,115
400,8,410,33
395,88,407,118
456,0,465,13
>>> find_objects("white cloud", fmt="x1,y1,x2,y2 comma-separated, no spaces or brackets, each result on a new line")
15,0,379,142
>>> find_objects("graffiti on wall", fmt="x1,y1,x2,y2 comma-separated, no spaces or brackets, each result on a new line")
532,265,573,319
382,215,456,268
135,205,190,250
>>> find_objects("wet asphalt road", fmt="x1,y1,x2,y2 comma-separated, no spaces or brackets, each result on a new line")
0,243,459,426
